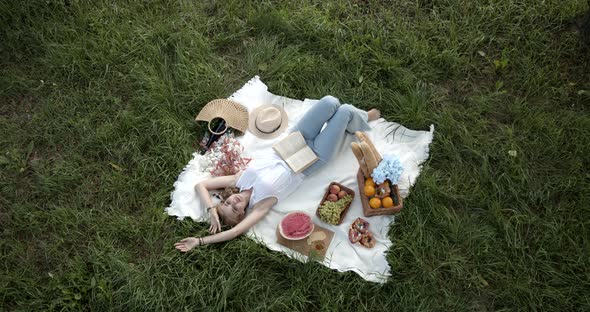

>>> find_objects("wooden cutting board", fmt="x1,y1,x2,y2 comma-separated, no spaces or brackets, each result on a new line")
276,223,334,261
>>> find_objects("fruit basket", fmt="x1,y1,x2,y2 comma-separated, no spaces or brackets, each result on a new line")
316,182,355,225
357,169,403,217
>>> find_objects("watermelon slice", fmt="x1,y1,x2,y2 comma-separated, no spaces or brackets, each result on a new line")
280,212,313,239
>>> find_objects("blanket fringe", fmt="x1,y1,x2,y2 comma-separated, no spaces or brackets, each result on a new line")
228,75,263,102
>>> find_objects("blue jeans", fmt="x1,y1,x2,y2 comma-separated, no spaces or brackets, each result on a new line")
290,95,371,176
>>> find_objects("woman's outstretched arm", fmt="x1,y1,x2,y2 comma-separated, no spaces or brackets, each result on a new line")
174,197,277,253
194,174,239,234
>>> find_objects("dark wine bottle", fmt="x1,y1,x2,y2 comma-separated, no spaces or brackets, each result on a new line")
199,119,227,155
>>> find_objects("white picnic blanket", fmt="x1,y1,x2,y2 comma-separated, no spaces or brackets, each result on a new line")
166,76,434,283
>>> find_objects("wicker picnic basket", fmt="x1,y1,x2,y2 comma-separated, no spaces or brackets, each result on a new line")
357,169,403,217
351,131,403,216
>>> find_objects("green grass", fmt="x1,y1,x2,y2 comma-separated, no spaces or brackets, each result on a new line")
1,0,589,310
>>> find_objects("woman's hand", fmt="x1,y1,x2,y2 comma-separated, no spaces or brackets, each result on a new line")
174,237,199,253
209,209,221,234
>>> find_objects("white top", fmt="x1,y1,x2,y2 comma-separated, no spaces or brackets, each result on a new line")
236,153,305,209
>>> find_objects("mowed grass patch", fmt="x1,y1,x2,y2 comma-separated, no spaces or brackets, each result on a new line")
1,0,589,310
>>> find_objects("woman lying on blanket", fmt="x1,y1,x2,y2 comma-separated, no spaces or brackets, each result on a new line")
175,96,380,252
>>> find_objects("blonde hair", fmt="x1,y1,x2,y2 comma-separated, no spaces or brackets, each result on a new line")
216,186,240,201
214,186,242,226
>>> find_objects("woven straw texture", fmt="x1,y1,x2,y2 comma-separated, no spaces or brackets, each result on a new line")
195,99,249,133
247,104,289,139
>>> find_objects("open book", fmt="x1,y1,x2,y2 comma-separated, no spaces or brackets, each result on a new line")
273,131,319,174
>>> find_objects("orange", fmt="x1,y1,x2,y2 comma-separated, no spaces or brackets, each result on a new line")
364,185,375,197
382,196,394,208
365,178,375,187
369,197,381,209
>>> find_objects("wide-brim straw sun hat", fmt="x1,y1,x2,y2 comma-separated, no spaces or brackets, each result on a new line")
248,104,289,139
195,99,249,135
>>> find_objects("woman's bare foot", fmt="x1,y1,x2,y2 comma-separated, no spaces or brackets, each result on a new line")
367,109,381,121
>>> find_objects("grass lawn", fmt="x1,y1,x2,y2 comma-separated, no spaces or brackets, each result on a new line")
2,0,589,310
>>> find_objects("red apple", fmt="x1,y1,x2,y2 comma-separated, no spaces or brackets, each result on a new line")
337,190,347,199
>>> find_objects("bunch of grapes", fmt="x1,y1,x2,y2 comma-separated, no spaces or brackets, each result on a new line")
318,195,353,224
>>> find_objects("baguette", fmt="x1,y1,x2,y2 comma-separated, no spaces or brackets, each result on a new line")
355,131,382,164
360,141,379,174
351,142,369,177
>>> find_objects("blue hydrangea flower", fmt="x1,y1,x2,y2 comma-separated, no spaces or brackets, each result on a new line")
371,154,403,184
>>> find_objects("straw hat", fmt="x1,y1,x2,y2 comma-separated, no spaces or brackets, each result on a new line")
248,104,289,139
195,99,249,134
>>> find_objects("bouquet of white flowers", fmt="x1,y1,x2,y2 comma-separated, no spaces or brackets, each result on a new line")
199,133,251,176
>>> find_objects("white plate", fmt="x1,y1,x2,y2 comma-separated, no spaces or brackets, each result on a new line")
279,211,314,240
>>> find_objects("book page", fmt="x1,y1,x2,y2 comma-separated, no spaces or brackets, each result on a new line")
273,132,307,159
285,146,319,174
